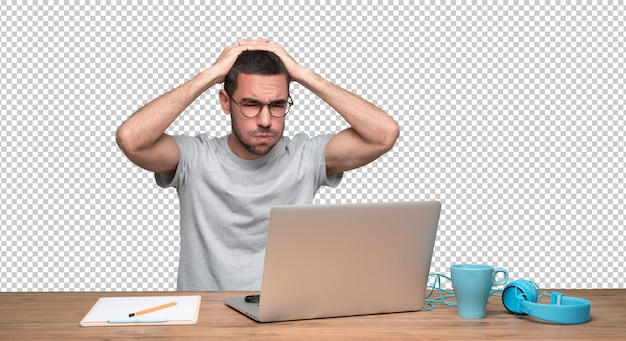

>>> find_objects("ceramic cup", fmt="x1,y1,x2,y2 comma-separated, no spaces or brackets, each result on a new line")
451,264,509,319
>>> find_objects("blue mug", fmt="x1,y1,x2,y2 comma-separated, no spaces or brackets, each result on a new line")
451,264,509,319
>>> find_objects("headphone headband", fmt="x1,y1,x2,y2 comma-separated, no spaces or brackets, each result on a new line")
502,280,591,324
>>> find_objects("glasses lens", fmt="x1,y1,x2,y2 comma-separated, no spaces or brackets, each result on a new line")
269,100,291,117
240,102,262,118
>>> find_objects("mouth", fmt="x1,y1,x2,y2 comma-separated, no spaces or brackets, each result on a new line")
254,133,275,140
249,129,279,143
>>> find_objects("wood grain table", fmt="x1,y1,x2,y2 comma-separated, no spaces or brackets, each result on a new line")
0,289,624,340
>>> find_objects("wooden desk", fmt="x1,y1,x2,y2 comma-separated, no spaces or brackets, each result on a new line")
0,290,624,340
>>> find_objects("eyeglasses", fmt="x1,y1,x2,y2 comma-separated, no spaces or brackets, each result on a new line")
230,95,293,118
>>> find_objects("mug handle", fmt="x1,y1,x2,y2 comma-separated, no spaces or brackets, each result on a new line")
492,268,509,286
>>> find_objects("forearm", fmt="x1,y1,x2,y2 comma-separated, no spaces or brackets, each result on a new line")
296,70,399,148
117,68,221,152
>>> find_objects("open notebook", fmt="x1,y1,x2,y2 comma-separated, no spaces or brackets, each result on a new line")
80,295,201,326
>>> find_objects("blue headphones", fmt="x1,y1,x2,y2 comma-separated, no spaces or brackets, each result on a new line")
501,279,591,324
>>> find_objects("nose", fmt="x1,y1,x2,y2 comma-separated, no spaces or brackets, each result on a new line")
256,104,272,127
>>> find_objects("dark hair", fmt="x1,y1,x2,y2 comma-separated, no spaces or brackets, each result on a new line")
224,50,290,96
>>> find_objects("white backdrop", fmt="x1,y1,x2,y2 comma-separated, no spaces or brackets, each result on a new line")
1,2,624,291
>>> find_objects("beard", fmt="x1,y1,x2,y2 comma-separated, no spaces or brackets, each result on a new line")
231,119,282,157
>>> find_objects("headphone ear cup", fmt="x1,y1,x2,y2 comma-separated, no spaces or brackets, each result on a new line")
502,279,539,314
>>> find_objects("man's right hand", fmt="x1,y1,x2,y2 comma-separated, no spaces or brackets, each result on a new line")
211,38,271,83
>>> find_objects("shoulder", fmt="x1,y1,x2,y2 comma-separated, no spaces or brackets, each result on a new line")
285,133,334,149
172,133,218,143
278,133,335,167
172,134,226,150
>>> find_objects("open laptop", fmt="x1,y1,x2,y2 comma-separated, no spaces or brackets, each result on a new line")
224,201,441,322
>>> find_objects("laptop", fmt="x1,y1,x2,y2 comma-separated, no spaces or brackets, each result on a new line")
224,201,441,322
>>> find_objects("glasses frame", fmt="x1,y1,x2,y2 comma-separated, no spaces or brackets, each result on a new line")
230,95,294,118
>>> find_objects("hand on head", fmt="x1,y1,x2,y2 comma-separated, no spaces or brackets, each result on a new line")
213,38,306,83
236,38,270,46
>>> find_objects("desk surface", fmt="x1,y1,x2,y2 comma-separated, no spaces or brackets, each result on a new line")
0,289,624,340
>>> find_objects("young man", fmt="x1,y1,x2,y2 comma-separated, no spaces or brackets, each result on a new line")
116,39,399,291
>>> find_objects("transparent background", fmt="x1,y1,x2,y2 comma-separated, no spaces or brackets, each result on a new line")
1,2,624,291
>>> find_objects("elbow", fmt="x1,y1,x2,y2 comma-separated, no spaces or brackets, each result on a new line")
381,119,400,152
115,124,137,155
390,120,401,146
369,119,399,159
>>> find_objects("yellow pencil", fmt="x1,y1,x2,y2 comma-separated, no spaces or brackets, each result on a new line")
129,301,177,317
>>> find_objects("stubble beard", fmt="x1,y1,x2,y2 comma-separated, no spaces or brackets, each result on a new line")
231,119,281,157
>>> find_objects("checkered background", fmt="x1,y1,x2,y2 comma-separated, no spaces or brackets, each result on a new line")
1,2,624,292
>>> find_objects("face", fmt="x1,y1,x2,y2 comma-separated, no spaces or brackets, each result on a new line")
220,73,289,160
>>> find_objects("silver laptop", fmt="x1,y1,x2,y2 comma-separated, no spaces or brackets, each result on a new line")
224,201,441,322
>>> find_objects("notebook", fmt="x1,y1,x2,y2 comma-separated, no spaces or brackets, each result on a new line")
80,295,201,326
224,201,441,322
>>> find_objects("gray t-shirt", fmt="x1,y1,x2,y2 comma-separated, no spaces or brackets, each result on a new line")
155,133,342,291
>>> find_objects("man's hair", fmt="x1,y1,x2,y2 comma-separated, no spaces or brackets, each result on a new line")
224,50,290,96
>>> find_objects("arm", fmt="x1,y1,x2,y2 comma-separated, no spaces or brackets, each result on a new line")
297,71,400,176
248,41,400,176
116,41,259,175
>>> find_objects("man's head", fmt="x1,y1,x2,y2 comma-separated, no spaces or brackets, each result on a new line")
224,50,290,97
219,50,292,160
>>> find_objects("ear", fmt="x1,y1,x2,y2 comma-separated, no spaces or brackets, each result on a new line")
219,90,231,115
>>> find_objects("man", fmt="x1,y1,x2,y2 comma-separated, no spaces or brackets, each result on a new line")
116,39,400,291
